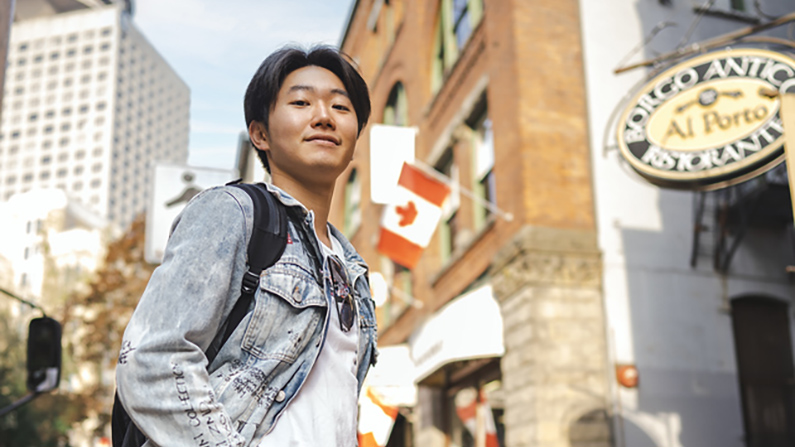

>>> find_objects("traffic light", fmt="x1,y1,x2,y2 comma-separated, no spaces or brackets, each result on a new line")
26,317,62,393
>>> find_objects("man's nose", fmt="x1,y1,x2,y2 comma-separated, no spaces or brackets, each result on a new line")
312,103,335,129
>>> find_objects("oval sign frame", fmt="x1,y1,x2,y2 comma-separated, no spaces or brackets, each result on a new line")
616,48,795,190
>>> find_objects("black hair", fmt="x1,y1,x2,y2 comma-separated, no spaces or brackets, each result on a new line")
244,45,371,173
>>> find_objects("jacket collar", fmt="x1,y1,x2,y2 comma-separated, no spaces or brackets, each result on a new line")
262,182,368,278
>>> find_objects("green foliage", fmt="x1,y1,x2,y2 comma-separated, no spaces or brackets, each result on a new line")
0,311,72,447
0,214,153,444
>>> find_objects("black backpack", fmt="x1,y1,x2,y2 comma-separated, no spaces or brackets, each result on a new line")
111,182,288,447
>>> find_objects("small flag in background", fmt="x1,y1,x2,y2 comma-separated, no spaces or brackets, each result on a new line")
455,387,499,447
358,387,399,447
377,162,450,269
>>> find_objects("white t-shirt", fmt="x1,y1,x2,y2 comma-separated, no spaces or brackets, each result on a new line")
258,231,360,447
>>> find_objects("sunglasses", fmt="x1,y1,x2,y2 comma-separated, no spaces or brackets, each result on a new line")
328,256,356,332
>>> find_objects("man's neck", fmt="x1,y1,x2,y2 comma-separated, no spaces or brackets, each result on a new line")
271,174,334,247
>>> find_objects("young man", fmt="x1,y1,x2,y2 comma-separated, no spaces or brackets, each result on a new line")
116,46,377,447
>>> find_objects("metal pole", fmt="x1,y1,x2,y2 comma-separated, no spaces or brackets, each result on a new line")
411,159,515,222
614,11,795,74
781,93,795,225
780,93,795,275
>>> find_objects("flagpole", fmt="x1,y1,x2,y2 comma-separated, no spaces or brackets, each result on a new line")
389,284,424,309
411,160,515,222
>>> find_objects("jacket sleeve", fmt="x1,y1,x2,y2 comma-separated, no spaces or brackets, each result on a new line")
116,187,250,447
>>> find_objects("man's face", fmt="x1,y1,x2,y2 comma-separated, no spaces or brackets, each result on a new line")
260,65,358,187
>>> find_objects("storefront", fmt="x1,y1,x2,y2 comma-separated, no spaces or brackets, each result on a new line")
360,285,506,447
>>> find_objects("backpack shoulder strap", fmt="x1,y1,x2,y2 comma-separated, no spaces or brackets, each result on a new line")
206,182,288,363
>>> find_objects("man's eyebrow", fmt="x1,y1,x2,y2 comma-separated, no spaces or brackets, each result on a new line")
287,85,349,98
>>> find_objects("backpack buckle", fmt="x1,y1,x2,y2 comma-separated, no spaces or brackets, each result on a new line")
241,270,260,294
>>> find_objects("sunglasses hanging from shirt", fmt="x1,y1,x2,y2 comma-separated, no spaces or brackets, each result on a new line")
287,207,357,333
329,256,356,332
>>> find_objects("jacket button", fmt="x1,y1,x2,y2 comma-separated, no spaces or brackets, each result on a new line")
275,390,286,403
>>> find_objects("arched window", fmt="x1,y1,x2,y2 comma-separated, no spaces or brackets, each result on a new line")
382,82,408,126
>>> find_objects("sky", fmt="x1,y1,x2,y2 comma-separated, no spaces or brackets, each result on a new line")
133,0,355,171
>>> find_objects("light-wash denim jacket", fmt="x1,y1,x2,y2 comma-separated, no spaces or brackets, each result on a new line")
116,183,378,447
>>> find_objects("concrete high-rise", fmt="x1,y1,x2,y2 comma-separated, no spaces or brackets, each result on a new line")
0,0,189,229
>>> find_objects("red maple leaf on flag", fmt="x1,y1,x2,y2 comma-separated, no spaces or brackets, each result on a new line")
396,201,417,226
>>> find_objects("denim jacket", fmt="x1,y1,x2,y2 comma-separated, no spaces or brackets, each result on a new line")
116,183,378,447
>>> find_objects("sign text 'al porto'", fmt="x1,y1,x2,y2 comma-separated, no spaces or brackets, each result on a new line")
617,48,795,190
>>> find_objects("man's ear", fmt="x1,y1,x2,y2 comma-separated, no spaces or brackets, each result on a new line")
248,121,270,151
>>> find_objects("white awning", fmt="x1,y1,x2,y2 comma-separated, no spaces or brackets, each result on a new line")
409,284,504,383
363,344,417,407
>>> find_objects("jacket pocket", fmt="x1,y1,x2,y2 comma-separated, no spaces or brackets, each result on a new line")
241,262,325,363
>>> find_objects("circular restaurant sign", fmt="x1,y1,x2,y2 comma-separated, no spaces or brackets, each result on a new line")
617,48,795,190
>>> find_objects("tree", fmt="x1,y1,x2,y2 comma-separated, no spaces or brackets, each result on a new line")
61,214,154,440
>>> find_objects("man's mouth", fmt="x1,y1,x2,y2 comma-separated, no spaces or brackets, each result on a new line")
306,134,340,145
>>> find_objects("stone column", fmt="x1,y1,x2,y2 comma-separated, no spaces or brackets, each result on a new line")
491,226,611,447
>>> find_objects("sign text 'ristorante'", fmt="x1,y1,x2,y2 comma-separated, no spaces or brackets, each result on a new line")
617,48,795,190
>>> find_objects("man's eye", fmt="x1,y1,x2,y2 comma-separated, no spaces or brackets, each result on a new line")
291,100,309,106
333,104,351,111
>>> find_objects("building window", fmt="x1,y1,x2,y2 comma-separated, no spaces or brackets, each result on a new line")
344,168,362,237
468,101,495,229
431,0,484,93
383,82,408,126
380,258,414,329
435,146,460,263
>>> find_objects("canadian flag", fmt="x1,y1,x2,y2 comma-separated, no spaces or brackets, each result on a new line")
455,388,499,447
377,162,450,269
358,386,399,447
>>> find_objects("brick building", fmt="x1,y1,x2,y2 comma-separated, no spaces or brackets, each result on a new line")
335,1,610,446
336,0,795,446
